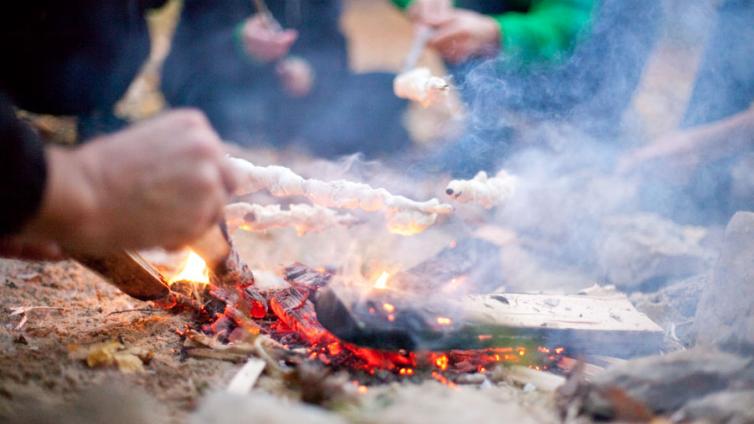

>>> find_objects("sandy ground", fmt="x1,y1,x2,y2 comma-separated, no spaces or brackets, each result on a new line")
0,259,239,423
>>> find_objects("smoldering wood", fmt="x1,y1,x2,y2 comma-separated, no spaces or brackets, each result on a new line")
393,238,503,294
74,250,170,301
314,286,663,357
190,224,231,271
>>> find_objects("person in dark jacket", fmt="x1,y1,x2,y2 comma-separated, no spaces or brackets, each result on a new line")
0,1,237,258
163,0,411,158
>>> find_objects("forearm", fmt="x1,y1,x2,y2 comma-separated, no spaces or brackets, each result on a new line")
685,107,754,159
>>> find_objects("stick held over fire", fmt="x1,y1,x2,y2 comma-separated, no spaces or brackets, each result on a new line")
227,157,453,235
225,203,360,235
445,170,517,209
393,67,449,107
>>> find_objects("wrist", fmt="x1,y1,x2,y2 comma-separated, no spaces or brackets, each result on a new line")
23,146,102,251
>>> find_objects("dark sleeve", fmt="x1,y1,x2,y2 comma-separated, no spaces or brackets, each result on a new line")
162,0,275,106
287,1,349,79
0,93,47,236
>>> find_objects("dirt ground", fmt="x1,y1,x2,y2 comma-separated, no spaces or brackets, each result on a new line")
0,259,239,423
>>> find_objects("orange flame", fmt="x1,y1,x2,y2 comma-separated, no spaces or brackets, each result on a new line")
373,271,390,290
168,250,209,285
436,316,452,326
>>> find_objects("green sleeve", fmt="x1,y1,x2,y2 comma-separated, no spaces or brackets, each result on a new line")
391,0,413,9
495,0,595,65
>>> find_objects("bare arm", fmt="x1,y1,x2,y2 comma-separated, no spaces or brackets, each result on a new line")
618,107,754,175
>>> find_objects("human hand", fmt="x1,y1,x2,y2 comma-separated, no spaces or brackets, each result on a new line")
23,109,239,254
276,57,315,97
408,0,453,26
428,9,501,64
241,14,298,63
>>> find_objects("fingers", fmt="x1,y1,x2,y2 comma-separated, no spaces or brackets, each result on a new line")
243,15,298,62
429,23,469,63
409,0,452,26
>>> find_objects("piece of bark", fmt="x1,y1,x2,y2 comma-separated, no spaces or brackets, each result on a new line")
694,211,754,354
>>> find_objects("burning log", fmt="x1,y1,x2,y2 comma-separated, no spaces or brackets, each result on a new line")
225,203,360,235
445,170,517,209
393,67,449,107
189,223,268,318
393,238,502,294
227,157,453,235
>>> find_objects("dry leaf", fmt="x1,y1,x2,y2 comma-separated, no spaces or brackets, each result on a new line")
68,341,149,374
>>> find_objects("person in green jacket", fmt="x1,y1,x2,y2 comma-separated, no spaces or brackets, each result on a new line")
393,0,662,179
392,0,595,67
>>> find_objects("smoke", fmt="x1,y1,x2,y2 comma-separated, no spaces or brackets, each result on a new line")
396,0,750,294
161,0,752,298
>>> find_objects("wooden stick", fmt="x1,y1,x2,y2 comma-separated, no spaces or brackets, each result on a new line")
227,357,266,395
402,26,433,72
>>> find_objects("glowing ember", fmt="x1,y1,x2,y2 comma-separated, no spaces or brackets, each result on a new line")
436,316,452,326
373,271,390,290
399,367,415,376
169,263,569,385
434,354,449,371
168,250,209,284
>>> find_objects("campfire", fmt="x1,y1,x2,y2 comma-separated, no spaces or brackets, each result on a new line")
160,251,569,385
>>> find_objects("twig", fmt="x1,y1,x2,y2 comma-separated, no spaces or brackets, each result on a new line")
107,308,158,316
402,26,433,72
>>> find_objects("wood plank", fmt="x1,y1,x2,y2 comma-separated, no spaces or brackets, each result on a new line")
314,286,664,357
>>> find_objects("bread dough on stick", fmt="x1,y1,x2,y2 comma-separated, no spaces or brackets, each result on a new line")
393,67,449,107
445,170,517,209
228,157,453,235
225,203,359,235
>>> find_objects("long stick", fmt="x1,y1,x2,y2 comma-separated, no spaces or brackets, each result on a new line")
402,25,434,72
252,0,282,31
